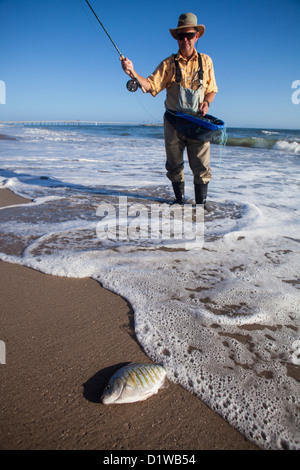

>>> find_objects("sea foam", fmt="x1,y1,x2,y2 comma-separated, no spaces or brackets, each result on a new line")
0,123,299,449
273,139,300,154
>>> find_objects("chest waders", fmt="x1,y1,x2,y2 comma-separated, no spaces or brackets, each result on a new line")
167,54,208,207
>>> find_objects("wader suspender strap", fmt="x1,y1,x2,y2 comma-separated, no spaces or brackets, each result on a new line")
173,53,203,85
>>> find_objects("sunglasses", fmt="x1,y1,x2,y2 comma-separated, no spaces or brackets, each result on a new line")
177,32,197,41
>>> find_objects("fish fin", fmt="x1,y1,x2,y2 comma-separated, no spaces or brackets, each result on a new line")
160,375,169,389
123,382,136,391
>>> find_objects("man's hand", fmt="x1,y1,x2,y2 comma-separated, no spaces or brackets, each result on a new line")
199,93,216,116
199,100,209,116
120,56,135,77
120,56,150,93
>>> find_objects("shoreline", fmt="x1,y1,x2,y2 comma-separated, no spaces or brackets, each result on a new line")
0,188,259,450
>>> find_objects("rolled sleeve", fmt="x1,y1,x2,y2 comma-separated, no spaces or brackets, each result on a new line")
147,56,175,96
201,54,218,94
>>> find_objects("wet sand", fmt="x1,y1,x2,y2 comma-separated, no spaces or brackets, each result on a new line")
0,188,259,451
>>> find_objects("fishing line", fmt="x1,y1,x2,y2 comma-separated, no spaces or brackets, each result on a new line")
83,0,145,93
194,38,227,186
80,0,117,56
133,93,161,124
193,37,227,183
84,0,123,56
215,129,227,189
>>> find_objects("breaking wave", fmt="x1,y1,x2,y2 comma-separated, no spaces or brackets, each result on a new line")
226,136,300,153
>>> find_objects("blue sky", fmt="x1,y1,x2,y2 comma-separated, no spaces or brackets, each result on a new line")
1,0,299,128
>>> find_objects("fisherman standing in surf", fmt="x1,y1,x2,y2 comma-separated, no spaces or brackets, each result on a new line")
121,13,218,207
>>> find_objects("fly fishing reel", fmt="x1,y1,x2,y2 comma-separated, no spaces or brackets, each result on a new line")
126,78,140,92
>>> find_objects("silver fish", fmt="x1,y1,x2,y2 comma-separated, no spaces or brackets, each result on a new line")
101,362,168,404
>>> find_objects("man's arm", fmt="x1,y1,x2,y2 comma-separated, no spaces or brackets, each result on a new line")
120,57,151,92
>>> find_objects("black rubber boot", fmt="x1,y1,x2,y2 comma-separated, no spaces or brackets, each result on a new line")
171,182,184,205
194,183,208,207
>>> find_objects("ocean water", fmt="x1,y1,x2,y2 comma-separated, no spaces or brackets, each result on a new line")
0,122,299,449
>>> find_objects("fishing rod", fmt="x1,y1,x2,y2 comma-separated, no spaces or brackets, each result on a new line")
84,0,145,92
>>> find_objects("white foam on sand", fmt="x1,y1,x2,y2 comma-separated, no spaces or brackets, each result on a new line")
0,124,299,449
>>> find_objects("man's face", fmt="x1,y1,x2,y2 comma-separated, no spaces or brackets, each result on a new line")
177,28,200,58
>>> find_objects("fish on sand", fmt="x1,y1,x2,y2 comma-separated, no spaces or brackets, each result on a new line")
101,362,168,404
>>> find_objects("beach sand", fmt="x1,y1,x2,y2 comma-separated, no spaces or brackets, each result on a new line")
0,188,259,451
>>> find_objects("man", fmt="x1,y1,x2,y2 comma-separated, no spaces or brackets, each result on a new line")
121,13,218,206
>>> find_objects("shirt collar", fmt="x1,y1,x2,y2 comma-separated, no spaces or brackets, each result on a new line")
176,48,198,62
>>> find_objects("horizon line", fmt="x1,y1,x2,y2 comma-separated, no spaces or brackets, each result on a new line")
0,120,299,131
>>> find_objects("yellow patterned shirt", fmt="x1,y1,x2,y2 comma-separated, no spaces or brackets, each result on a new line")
147,49,218,104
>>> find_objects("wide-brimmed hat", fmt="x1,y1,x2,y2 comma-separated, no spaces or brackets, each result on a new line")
170,13,205,39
